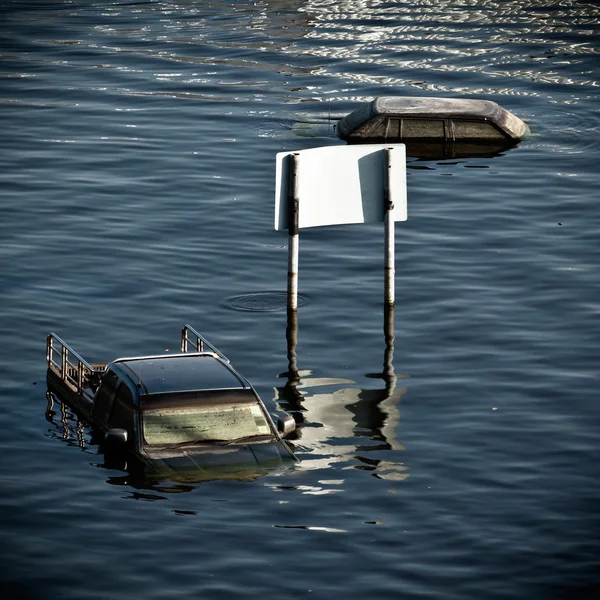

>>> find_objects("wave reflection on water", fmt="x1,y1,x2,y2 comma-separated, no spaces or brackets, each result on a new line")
1,0,600,598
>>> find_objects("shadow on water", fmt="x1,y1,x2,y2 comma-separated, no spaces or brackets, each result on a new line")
0,581,44,600
275,303,410,480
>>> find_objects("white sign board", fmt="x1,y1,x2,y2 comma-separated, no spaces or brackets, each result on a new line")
275,144,407,231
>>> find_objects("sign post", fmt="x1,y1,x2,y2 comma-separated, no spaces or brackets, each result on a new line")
287,153,300,311
275,143,407,311
383,147,395,308
274,144,406,405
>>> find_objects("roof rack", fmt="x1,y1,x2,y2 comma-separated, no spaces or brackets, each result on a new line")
46,333,103,401
180,324,230,363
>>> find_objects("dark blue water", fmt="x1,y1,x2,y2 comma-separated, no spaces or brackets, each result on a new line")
1,1,599,598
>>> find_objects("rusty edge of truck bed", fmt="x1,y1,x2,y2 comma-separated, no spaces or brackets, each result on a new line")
46,333,104,403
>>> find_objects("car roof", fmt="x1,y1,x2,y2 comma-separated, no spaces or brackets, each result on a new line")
113,353,247,395
338,96,527,140
372,97,502,119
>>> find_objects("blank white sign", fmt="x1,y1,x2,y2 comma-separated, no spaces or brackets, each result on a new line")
275,144,407,231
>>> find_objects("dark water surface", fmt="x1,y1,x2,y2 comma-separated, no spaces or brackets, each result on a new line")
1,1,599,598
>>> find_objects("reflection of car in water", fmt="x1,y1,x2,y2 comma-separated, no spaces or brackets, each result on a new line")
45,325,297,482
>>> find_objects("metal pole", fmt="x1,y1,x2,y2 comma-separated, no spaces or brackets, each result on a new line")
287,153,300,311
77,363,83,393
383,302,397,398
383,147,395,308
286,307,299,384
46,335,53,365
61,345,67,380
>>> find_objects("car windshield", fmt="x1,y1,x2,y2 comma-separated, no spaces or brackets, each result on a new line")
142,401,273,446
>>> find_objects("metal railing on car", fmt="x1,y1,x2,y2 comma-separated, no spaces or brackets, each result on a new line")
46,333,101,401
180,324,230,363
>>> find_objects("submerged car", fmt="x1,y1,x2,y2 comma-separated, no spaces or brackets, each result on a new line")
337,96,529,158
46,325,297,478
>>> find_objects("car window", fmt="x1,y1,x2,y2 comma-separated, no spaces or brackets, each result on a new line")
356,116,386,138
92,369,119,424
115,383,134,407
452,120,506,140
142,401,272,446
401,119,445,139
108,384,135,433
385,118,401,139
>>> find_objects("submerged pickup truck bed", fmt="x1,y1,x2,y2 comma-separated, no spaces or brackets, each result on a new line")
46,325,297,475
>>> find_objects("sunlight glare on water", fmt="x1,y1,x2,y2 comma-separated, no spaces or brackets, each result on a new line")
0,0,599,598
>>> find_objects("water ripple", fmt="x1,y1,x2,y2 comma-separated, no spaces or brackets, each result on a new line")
1,0,599,598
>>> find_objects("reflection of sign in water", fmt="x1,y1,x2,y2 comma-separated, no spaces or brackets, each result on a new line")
275,372,409,480
144,405,270,445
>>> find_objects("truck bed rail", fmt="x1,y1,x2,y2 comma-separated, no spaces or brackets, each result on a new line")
181,324,229,363
46,333,104,401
